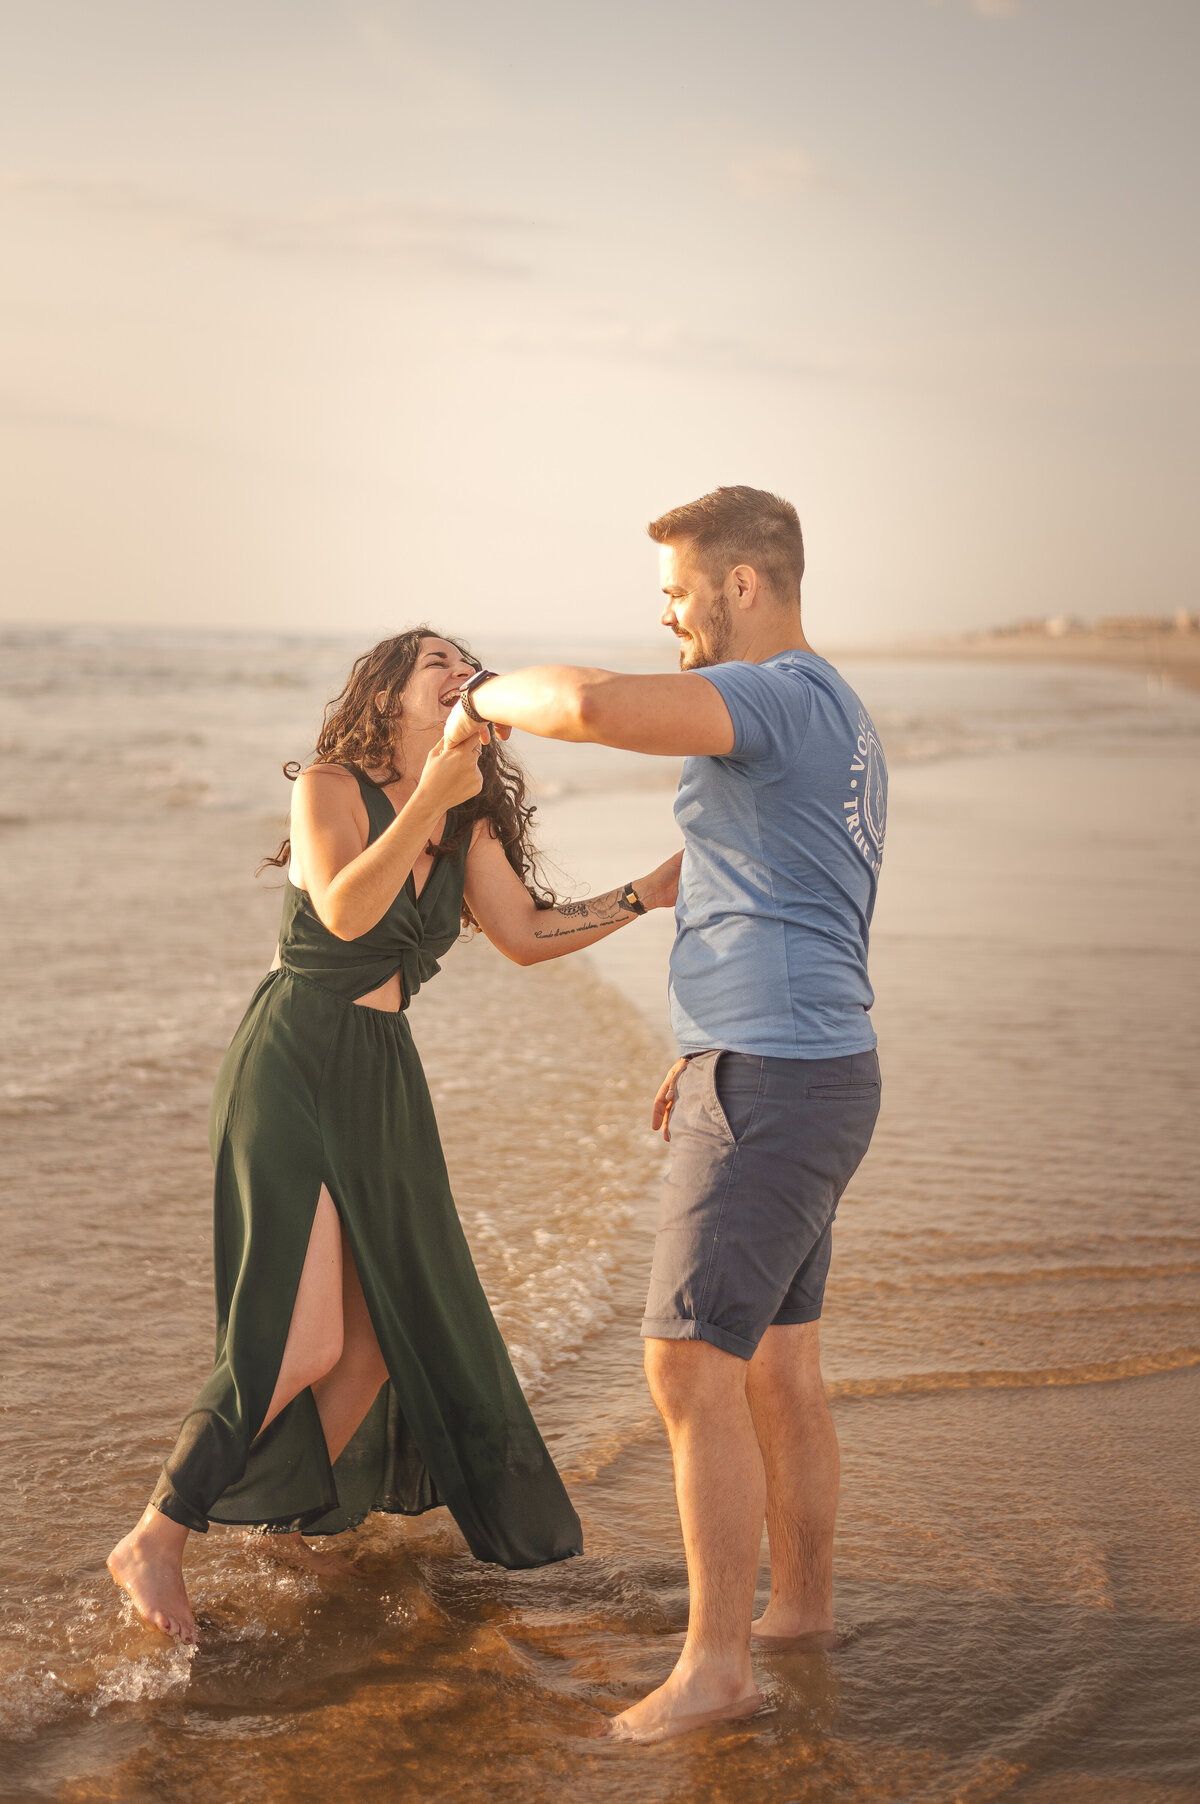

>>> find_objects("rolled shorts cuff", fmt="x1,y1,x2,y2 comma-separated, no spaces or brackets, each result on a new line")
149,1473,210,1535
641,1315,759,1362
770,1306,824,1326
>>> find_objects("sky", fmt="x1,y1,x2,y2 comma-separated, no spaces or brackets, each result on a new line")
0,0,1195,647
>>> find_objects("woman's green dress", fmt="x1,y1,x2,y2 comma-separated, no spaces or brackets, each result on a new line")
149,767,582,1569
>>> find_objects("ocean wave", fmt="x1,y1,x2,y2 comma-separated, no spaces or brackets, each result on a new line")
473,1201,636,1396
839,1259,1200,1293
561,1346,1200,1485
828,1345,1200,1398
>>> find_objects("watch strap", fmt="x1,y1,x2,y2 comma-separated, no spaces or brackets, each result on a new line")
459,669,499,724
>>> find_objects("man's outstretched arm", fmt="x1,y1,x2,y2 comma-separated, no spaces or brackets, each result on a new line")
446,666,735,757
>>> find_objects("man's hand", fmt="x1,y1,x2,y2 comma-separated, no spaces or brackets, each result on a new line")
444,697,512,749
651,1057,688,1142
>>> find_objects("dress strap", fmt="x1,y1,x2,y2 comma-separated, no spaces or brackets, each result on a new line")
337,763,468,855
338,760,386,793
338,763,397,845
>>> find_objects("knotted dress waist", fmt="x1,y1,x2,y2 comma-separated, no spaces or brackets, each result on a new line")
275,771,467,1008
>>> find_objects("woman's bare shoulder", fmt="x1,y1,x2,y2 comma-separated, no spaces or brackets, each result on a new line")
465,814,503,854
292,762,362,815
296,761,358,787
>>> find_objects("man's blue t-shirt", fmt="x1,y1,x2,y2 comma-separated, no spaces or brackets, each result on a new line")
669,650,887,1059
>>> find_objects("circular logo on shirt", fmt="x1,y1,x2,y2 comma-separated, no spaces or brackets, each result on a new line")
844,709,886,875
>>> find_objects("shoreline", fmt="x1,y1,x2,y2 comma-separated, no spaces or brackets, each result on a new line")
842,628,1200,693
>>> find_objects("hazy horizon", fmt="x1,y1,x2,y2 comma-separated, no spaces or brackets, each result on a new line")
2,0,1195,647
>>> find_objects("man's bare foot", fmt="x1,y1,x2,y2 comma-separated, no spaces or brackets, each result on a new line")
606,1662,761,1746
751,1608,847,1651
107,1507,198,1645
243,1531,358,1578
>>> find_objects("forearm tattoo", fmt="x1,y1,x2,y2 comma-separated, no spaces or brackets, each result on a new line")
531,886,638,942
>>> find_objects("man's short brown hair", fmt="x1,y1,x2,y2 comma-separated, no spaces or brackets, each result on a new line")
647,485,804,602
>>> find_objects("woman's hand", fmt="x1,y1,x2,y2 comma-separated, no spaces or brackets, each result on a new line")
651,1057,689,1141
443,698,480,749
635,849,684,912
416,730,485,815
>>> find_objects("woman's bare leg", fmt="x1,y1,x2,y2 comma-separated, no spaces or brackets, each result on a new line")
258,1186,345,1435
109,1187,346,1638
257,1224,389,1575
311,1224,389,1462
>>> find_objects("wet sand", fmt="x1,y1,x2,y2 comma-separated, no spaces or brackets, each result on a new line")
1,636,1198,1801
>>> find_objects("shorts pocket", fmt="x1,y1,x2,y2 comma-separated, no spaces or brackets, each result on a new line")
805,1080,881,1101
712,1053,764,1143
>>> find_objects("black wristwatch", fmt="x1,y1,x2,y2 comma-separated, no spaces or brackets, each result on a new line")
459,669,500,724
619,879,647,916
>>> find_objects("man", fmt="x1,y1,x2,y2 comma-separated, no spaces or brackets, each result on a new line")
444,485,886,1744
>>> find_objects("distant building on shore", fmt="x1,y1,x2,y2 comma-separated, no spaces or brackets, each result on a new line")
981,610,1199,641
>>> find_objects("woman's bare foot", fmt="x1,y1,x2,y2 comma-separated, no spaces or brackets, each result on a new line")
606,1658,761,1746
107,1505,198,1645
243,1531,358,1578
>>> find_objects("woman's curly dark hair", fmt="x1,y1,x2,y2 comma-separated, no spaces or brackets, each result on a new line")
260,626,556,928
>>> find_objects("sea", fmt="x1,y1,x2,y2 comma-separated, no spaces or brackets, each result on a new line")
1,627,1197,1803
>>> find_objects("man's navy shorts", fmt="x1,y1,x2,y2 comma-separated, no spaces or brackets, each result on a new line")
641,1048,881,1361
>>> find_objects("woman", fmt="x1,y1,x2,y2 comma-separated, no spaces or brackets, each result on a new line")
108,628,680,1643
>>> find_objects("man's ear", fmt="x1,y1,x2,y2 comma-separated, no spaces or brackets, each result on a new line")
728,564,759,611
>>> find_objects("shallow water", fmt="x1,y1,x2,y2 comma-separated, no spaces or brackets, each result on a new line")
1,631,1198,1801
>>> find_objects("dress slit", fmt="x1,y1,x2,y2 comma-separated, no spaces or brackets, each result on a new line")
251,1181,347,1453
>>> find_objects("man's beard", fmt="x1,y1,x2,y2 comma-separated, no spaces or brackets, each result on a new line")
676,596,732,670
